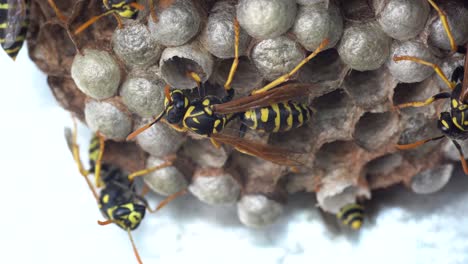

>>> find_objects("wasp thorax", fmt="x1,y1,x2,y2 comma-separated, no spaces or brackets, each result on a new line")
106,0,139,19
165,90,189,124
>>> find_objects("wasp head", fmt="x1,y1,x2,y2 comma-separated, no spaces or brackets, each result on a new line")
111,203,146,231
165,89,189,124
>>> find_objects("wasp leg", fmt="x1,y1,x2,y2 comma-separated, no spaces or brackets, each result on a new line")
393,56,455,90
147,188,188,213
166,121,189,132
112,13,123,29
187,71,205,97
395,92,451,109
239,123,248,138
251,38,329,95
74,9,117,35
210,138,221,149
149,0,158,22
99,220,143,264
47,0,68,23
128,155,177,181
92,133,106,188
395,135,445,150
222,18,240,102
68,117,99,201
427,0,457,52
451,140,468,175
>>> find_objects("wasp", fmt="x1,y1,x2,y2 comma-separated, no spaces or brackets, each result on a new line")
127,19,329,167
0,0,84,60
72,0,177,35
0,0,29,60
65,117,184,264
393,1,468,174
336,203,364,230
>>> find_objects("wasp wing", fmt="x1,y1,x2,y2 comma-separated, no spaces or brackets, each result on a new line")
64,127,74,154
211,133,309,167
213,83,317,114
461,43,468,102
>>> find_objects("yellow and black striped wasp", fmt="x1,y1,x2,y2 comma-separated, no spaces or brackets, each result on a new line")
71,0,177,35
336,203,364,230
0,0,29,60
0,0,83,60
65,117,184,264
393,0,468,174
127,19,329,167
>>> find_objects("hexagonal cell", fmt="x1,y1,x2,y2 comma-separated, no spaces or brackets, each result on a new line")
298,48,348,92
353,111,400,151
211,56,263,97
392,78,440,118
343,66,398,110
310,89,362,144
314,140,362,169
397,115,442,159
410,164,453,194
180,138,230,168
365,153,403,176
160,42,214,89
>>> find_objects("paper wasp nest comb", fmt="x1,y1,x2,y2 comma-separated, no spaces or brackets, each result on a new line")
28,0,467,228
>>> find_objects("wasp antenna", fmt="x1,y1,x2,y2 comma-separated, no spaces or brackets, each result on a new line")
127,229,143,264
164,84,172,103
395,135,444,150
155,188,188,211
97,219,114,226
126,110,167,141
74,10,116,35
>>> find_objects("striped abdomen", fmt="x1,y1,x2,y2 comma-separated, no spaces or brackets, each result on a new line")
0,0,29,60
241,101,312,133
336,203,364,230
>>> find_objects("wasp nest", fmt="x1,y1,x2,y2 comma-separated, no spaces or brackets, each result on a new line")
29,0,468,228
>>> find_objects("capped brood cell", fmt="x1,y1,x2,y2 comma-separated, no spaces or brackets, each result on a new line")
292,1,343,51
189,168,241,205
148,0,201,46
112,21,162,67
71,49,121,100
250,36,305,81
236,0,297,39
337,21,392,71
237,195,284,228
84,99,132,141
200,0,251,59
120,75,166,118
387,40,440,83
143,156,188,196
374,0,430,41
427,0,468,51
134,119,186,157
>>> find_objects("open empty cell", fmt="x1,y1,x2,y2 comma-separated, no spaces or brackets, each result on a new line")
343,67,397,109
298,49,346,84
314,140,362,168
353,111,399,151
310,89,362,142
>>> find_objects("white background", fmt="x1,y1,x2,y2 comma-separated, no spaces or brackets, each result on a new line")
1,48,468,264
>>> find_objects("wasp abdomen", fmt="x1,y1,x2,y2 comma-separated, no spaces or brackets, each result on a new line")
242,102,312,133
337,203,364,230
0,0,29,60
